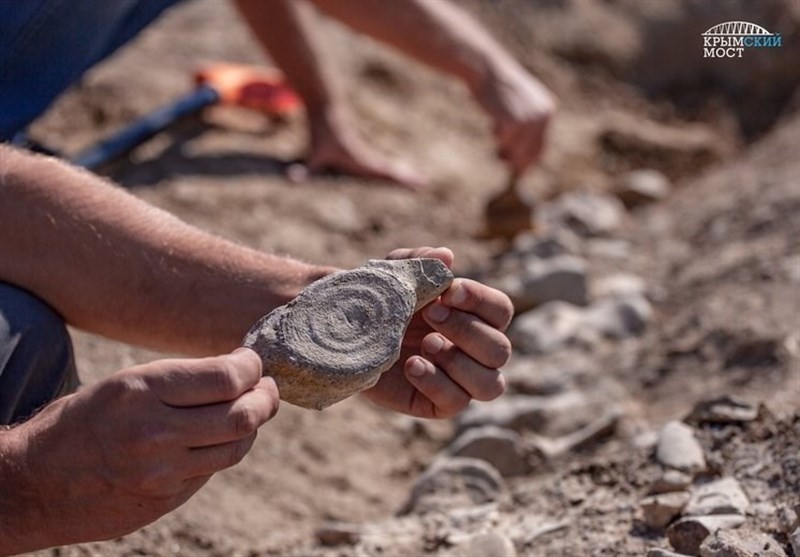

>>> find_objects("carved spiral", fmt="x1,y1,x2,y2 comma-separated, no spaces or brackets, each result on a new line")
273,269,414,375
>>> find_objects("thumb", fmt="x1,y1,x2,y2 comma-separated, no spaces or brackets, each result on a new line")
385,246,454,269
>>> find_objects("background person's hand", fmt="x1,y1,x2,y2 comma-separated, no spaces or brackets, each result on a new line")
363,247,513,418
0,348,278,553
471,65,556,176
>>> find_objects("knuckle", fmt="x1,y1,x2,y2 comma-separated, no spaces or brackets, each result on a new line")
226,434,256,468
231,403,262,437
475,373,507,402
213,360,245,399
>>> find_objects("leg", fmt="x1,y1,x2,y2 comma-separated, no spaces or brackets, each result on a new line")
0,283,78,425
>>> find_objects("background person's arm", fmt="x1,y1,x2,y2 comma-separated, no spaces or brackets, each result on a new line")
0,146,335,356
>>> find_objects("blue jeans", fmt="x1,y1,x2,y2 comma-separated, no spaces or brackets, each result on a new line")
0,0,185,141
0,283,78,425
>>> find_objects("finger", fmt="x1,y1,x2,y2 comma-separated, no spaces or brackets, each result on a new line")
171,376,280,448
423,303,512,369
183,432,259,478
498,124,528,172
512,126,545,174
404,356,471,419
421,333,506,402
441,279,514,331
386,246,455,268
149,348,263,407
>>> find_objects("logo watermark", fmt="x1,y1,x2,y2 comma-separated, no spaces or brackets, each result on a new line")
702,21,782,58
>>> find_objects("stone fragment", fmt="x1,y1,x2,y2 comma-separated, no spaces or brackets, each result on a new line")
244,258,453,410
616,169,671,208
650,469,693,495
545,191,626,237
667,515,745,556
684,478,749,517
593,273,647,299
777,505,799,533
790,527,800,557
647,549,693,557
512,232,578,259
509,302,588,354
641,491,691,529
401,457,506,515
516,255,589,309
316,522,362,546
686,396,758,425
456,392,588,434
454,532,517,557
699,529,787,557
656,421,706,474
446,426,529,477
583,294,652,338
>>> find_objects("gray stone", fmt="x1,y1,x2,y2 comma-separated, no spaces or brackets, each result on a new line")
401,457,507,515
685,478,749,517
686,396,758,425
647,549,693,557
518,255,589,308
584,294,652,338
616,169,671,208
593,273,647,300
456,392,588,434
244,258,453,409
650,470,694,495
777,505,799,533
667,515,745,556
509,301,588,354
454,532,517,557
316,522,362,546
511,232,577,259
447,426,529,477
656,421,706,474
790,527,800,557
699,529,786,557
641,491,691,529
546,191,626,237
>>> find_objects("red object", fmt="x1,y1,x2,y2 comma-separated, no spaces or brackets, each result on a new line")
195,63,302,116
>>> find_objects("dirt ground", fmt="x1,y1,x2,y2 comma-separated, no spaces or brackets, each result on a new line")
21,0,799,555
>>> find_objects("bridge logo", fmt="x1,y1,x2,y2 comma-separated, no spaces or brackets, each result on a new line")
702,21,782,58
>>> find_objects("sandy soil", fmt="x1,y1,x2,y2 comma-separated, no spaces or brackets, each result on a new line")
19,0,799,555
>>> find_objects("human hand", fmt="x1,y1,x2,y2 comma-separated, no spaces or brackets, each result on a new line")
471,64,556,176
363,247,513,418
0,348,278,553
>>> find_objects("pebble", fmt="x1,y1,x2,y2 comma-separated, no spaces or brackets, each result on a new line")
545,191,626,237
401,457,506,515
518,255,589,308
446,426,530,477
593,273,647,299
511,232,577,259
667,515,745,555
647,549,693,557
790,527,800,557
641,491,691,529
686,396,758,425
583,294,652,338
454,532,517,557
615,169,671,208
656,421,706,474
316,522,362,546
508,301,588,354
650,470,694,495
699,529,786,557
684,477,749,516
456,392,588,434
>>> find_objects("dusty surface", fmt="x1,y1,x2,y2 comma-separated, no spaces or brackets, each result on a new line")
21,0,799,555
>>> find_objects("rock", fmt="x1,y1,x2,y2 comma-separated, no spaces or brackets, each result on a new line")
616,169,671,208
244,258,453,409
509,301,588,354
401,457,506,515
511,232,577,259
686,396,758,425
496,255,589,313
790,527,800,557
453,532,517,557
777,505,799,533
650,470,694,495
641,491,691,529
593,273,647,299
656,421,706,474
586,238,631,260
456,392,588,434
316,522,362,546
502,357,570,396
545,191,626,237
647,549,694,557
699,529,787,557
447,426,529,477
667,515,745,556
583,294,652,338
684,478,749,517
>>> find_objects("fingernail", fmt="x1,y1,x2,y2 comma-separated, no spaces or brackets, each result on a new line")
426,303,450,323
424,334,445,355
407,358,428,377
447,282,467,305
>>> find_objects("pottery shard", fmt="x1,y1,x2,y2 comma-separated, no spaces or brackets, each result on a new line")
244,258,453,410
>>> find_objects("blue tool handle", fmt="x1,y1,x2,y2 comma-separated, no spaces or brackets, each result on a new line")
72,85,220,170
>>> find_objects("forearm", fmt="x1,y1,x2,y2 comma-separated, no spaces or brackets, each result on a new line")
308,0,522,91
0,146,334,356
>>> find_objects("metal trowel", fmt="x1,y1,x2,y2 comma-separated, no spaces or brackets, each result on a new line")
480,171,534,241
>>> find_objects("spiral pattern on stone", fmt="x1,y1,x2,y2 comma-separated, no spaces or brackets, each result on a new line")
277,270,414,375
